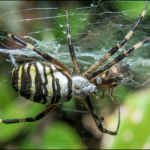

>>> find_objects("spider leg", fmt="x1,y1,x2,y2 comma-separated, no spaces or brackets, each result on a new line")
83,96,120,135
110,87,114,97
0,31,73,76
105,89,114,101
66,11,80,75
89,36,150,79
92,93,104,100
0,104,58,124
82,0,148,77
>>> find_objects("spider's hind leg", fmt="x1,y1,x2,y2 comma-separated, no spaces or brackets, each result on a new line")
0,104,58,124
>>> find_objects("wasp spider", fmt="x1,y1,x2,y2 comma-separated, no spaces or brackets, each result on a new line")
0,1,149,135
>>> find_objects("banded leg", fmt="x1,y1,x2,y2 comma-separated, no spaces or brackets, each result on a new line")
89,36,150,79
83,96,120,135
82,0,148,77
66,11,80,75
0,31,73,76
0,104,58,124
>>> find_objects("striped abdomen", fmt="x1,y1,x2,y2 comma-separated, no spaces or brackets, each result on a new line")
10,62,73,105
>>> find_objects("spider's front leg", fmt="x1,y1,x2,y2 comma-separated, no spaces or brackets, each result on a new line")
83,96,120,135
82,0,148,77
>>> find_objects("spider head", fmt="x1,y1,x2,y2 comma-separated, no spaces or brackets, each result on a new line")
72,75,97,97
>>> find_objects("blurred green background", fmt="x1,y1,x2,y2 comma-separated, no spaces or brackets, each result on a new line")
0,1,150,149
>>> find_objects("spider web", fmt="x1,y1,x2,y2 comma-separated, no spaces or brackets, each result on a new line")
0,1,150,149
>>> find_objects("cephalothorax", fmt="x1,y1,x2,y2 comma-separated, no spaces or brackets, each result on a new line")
72,75,97,97
0,1,149,135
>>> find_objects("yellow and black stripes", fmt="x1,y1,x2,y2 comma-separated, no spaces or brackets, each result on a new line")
66,11,80,75
10,62,73,105
0,31,73,76
20,63,32,99
58,67,73,101
89,36,150,79
33,62,48,104
82,0,148,77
